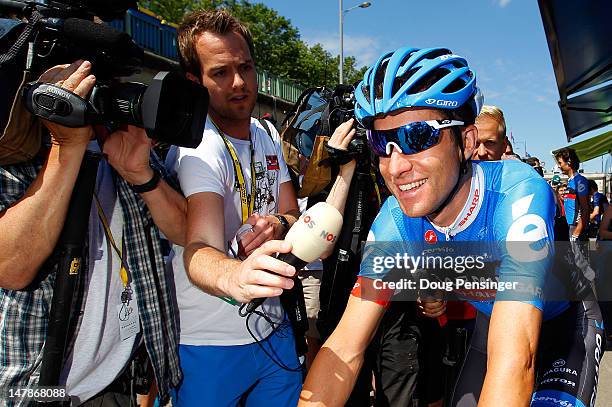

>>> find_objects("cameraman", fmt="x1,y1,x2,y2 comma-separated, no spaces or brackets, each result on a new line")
0,60,184,405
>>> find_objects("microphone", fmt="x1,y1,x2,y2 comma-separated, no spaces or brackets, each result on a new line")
63,18,143,58
245,202,343,313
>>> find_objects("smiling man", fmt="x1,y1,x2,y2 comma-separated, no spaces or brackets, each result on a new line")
299,47,604,407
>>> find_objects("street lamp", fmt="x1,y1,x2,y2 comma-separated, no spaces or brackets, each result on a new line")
339,1,371,84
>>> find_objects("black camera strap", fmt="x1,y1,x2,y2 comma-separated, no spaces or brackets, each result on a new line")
0,10,42,67
319,143,360,167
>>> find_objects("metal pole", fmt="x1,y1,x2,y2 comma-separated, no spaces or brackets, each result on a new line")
339,0,344,84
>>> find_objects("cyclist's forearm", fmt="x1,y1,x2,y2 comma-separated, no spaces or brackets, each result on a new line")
299,342,364,406
479,362,534,406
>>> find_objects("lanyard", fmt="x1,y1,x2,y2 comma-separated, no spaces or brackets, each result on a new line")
211,120,256,223
94,194,132,303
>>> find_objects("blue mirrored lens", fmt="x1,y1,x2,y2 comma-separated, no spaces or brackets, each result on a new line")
367,122,442,157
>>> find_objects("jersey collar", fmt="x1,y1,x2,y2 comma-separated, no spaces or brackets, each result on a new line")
429,163,485,240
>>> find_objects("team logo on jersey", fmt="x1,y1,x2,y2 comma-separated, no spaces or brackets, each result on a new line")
506,194,549,262
552,359,566,368
425,230,437,244
458,188,480,227
578,182,586,194
266,155,279,170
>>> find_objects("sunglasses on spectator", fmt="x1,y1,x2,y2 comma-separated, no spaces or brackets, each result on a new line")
367,120,464,157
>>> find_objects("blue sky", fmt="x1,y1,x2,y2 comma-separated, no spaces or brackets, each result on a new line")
256,0,609,172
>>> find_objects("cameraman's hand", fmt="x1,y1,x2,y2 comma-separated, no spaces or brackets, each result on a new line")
102,125,154,185
38,60,96,148
329,118,357,171
328,118,356,151
224,240,296,303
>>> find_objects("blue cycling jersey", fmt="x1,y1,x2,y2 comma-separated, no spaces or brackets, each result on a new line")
592,191,608,225
358,160,569,320
564,173,589,225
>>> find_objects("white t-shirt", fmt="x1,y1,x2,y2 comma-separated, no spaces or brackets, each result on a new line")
169,117,291,345
60,156,140,404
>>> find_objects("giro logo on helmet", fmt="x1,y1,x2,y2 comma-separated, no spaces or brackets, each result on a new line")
424,99,459,107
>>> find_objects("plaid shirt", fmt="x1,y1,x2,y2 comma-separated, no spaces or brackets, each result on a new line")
0,152,182,405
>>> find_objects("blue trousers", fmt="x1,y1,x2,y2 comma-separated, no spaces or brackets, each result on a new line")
172,324,302,407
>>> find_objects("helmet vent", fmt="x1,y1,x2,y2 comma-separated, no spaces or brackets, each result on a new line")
424,48,452,60
374,59,390,99
443,78,467,93
392,67,419,96
407,68,449,95
362,82,371,104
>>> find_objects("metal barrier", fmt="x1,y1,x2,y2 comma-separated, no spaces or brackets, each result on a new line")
111,9,302,103
257,71,302,104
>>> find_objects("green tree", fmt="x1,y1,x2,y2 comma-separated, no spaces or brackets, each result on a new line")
137,0,369,88
138,0,197,25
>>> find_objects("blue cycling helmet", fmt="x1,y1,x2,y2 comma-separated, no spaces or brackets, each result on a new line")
354,47,480,128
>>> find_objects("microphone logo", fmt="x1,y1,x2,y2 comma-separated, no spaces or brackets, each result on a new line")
320,230,337,242
303,215,315,228
302,215,337,243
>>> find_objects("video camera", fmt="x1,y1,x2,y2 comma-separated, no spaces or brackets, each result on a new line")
313,83,368,160
0,0,208,157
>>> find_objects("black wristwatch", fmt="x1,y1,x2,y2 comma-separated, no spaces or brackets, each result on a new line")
129,170,161,193
274,214,290,232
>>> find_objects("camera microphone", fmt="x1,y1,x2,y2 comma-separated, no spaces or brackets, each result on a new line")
245,202,343,313
59,18,143,60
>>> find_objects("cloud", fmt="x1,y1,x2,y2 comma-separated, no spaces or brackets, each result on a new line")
302,31,389,67
534,94,557,107
497,0,512,7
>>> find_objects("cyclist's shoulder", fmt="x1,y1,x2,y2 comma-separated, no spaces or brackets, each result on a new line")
475,160,551,199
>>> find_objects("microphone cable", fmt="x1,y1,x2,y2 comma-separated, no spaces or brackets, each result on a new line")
242,306,304,373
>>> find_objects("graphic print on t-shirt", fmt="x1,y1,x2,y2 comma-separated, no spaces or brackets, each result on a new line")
253,158,278,214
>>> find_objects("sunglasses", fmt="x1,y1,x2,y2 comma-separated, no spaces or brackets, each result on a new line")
367,120,464,157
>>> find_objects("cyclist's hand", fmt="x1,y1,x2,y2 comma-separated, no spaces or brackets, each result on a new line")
418,298,447,318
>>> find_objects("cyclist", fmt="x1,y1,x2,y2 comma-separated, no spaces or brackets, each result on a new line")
298,47,604,407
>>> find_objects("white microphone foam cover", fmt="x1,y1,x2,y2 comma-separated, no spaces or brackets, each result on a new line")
284,202,343,263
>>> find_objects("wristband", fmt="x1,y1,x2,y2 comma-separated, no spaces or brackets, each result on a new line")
129,170,161,193
274,214,290,231
318,142,358,167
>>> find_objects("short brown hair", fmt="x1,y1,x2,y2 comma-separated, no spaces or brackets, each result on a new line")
177,9,255,77
476,105,506,139
554,148,580,171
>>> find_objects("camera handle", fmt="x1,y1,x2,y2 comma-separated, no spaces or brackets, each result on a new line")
23,82,92,127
